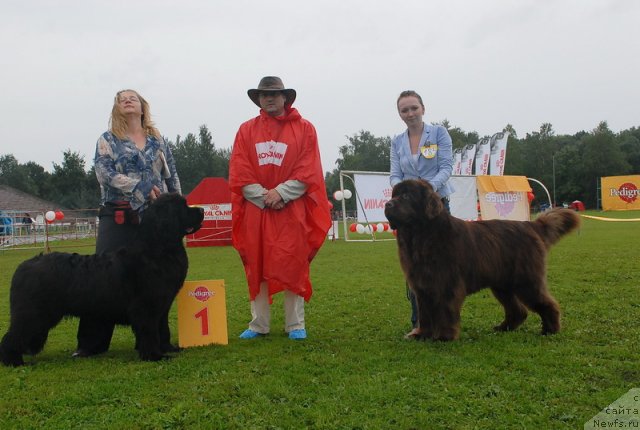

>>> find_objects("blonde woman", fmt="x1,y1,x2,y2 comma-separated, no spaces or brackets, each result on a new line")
73,89,181,358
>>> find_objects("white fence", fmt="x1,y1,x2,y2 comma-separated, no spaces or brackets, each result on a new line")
0,209,98,251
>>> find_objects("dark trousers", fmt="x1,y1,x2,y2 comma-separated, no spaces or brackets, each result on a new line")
407,197,450,328
76,211,139,354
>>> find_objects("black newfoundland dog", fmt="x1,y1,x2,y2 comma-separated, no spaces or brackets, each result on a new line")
0,193,204,366
384,179,580,341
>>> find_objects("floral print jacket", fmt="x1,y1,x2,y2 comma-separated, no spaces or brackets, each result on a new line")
94,131,181,211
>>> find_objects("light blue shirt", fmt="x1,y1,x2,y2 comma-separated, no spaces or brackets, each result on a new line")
389,123,454,198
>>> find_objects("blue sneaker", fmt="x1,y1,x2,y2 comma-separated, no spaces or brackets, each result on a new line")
239,329,265,339
288,329,307,340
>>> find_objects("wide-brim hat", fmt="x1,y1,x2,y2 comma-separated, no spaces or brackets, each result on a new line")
247,76,297,108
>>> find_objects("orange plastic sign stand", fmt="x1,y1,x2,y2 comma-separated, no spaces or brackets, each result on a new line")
177,280,228,347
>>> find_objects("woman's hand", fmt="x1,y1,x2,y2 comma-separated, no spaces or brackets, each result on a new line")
149,185,162,201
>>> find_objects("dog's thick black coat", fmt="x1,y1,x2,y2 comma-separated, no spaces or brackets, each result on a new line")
384,179,580,341
0,193,204,366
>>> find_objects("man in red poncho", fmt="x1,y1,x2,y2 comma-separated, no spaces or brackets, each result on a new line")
229,76,331,340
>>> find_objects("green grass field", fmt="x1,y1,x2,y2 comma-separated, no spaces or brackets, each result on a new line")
1,211,639,429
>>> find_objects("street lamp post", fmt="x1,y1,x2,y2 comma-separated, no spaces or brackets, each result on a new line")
552,154,556,208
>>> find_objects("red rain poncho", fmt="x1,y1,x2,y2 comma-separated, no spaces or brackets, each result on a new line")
229,107,331,302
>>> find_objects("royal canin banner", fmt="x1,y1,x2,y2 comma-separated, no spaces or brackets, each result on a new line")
489,132,509,176
461,144,477,176
200,204,232,221
601,175,640,211
453,148,463,175
474,137,491,176
353,173,393,223
353,172,478,222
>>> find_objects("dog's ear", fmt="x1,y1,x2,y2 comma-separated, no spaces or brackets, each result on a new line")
423,187,444,219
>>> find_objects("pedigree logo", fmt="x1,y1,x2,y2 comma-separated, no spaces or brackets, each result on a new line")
255,141,288,166
189,286,215,302
485,192,523,217
610,183,639,203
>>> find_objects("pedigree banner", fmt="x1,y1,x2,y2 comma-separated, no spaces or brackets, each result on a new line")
353,173,392,223
477,175,531,221
601,175,640,210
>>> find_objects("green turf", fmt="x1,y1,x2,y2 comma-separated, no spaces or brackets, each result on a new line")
0,211,638,429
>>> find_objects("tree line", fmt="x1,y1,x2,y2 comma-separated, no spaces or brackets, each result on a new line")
325,121,640,210
1,122,639,210
0,125,230,209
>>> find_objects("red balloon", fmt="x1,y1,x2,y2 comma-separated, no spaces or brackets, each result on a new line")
370,224,377,232
55,211,64,220
349,223,357,232
383,223,390,231
527,191,535,203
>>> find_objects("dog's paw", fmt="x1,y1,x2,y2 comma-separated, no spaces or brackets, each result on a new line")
493,322,511,332
541,326,560,336
139,351,171,362
413,330,432,341
161,344,181,353
1,356,25,367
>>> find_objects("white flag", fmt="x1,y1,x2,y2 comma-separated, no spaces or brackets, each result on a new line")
474,137,491,176
461,144,476,176
489,132,509,176
453,148,463,175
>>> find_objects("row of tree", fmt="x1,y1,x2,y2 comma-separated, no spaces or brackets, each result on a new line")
0,125,231,209
1,122,639,210
325,121,640,210
0,151,100,209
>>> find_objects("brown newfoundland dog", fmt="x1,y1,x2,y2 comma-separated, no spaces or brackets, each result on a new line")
0,193,204,366
384,179,580,341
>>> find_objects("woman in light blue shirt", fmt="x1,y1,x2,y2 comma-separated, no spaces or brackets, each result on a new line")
389,90,454,338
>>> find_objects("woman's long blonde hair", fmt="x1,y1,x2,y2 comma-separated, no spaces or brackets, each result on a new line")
109,89,161,140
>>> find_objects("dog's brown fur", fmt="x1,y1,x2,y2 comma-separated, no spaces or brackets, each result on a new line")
384,179,580,341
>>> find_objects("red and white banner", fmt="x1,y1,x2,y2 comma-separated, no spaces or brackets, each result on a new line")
453,148,463,175
461,144,476,176
353,173,393,223
200,203,232,221
489,132,509,176
474,137,491,176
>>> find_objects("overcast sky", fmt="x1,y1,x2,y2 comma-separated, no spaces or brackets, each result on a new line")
1,0,638,174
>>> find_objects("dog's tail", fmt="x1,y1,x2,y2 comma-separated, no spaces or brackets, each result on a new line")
533,208,581,248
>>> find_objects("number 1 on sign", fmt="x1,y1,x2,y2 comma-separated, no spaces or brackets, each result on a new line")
194,307,209,336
